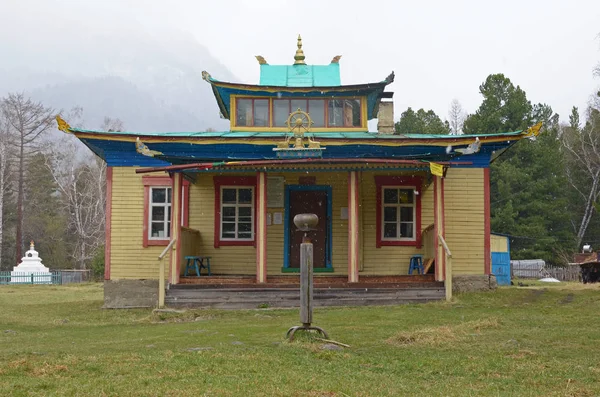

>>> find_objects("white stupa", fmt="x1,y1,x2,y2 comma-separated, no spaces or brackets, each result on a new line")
11,241,52,284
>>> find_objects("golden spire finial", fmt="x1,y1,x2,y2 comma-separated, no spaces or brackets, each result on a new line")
294,34,306,65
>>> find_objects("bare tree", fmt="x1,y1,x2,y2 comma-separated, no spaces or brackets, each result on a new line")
1,93,54,261
561,106,600,249
46,116,120,269
0,113,12,269
448,99,465,135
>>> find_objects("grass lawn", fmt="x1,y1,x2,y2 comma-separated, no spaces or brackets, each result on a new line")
1,283,599,396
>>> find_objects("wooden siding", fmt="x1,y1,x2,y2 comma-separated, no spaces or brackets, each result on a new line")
491,234,509,253
361,171,433,275
444,168,485,275
109,167,487,279
110,168,169,280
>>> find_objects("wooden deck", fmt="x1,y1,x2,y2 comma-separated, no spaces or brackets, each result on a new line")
167,275,444,309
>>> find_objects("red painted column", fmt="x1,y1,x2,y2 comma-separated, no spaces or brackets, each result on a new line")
256,172,268,283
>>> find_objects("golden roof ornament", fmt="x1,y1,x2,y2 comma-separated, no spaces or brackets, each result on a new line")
136,137,163,157
55,115,72,134
255,55,268,65
331,55,342,64
293,34,306,65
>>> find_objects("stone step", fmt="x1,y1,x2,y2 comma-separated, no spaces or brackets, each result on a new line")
165,287,445,309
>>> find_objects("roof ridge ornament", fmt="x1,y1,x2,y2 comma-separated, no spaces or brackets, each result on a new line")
331,55,342,64
55,115,72,134
255,55,268,65
136,137,163,157
294,34,306,65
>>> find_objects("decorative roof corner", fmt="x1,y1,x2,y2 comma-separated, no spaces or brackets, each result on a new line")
201,70,213,83
330,55,342,64
55,115,72,134
384,71,395,85
255,55,268,65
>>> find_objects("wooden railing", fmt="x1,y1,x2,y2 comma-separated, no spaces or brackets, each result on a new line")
180,227,201,262
438,234,453,301
157,238,176,308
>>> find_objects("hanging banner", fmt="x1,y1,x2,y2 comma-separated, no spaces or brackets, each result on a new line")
429,162,445,177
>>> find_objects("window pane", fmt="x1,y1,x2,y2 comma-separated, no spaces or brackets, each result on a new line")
222,207,235,222
167,207,171,221
253,99,269,127
383,189,398,204
222,223,235,238
238,189,252,204
152,206,165,221
344,99,361,127
328,100,344,127
151,222,165,237
399,189,414,204
238,232,252,239
400,207,413,222
238,207,251,218
152,188,166,203
273,99,289,127
166,188,172,203
384,223,397,238
384,207,397,222
222,189,236,204
290,99,307,113
400,223,414,238
308,100,325,127
238,222,252,233
236,99,252,126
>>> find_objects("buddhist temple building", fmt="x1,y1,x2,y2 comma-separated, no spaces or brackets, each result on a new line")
57,35,541,308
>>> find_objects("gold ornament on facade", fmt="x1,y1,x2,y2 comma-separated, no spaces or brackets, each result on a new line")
330,55,342,64
55,115,72,134
136,137,163,157
274,109,322,150
255,55,268,65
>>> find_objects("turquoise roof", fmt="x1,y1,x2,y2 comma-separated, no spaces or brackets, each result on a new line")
259,63,341,87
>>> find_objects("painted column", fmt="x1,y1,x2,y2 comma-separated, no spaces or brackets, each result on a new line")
433,175,446,281
483,168,491,275
347,171,360,283
256,171,268,283
170,173,182,284
104,167,113,281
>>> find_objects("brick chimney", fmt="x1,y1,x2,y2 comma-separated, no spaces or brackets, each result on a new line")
377,100,395,134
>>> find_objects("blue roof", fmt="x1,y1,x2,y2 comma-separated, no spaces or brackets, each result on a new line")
258,63,341,87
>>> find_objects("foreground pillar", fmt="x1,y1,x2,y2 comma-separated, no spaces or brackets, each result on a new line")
347,171,360,282
256,172,267,283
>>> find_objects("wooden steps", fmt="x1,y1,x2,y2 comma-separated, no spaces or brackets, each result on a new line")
165,284,445,309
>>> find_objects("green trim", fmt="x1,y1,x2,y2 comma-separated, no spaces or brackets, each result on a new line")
281,267,335,273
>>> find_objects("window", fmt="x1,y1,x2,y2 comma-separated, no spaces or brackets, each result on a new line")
221,187,254,240
234,97,362,128
236,98,270,127
382,188,414,240
375,176,422,248
214,176,257,247
150,187,172,240
142,176,189,247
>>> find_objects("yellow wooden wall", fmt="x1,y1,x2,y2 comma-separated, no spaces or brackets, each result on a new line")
109,167,488,279
444,168,486,275
491,234,508,253
109,167,168,280
360,171,434,275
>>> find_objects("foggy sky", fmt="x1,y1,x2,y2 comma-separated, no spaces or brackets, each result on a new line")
2,0,600,126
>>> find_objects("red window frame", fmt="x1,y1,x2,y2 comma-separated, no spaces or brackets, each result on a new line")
375,176,422,248
142,175,189,248
214,176,257,248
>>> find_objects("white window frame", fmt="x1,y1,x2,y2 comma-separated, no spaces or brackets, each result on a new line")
220,186,254,241
381,186,417,242
148,186,172,240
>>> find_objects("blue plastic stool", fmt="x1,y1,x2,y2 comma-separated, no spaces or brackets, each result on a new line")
184,256,212,277
408,255,424,275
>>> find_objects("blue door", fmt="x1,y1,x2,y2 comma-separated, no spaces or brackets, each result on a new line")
491,252,511,285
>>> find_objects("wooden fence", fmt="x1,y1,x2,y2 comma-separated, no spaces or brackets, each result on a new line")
511,261,581,282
